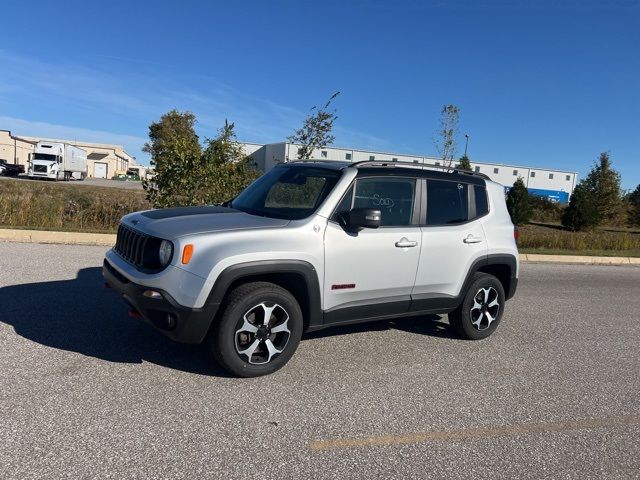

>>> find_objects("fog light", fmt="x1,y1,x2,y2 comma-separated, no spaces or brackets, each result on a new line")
143,289,163,299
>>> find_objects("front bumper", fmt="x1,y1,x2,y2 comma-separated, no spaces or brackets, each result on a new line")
103,259,219,344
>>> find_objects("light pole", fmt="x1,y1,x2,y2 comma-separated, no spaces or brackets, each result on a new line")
464,134,469,157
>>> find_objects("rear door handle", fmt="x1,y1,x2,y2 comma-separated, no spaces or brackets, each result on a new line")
395,238,418,248
463,235,483,244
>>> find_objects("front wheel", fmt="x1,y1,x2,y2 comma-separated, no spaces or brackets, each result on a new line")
449,273,505,340
208,282,303,377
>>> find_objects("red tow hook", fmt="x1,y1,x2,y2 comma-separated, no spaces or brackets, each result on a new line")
128,309,142,319
103,282,111,289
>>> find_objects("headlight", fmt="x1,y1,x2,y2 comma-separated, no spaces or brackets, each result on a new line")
158,240,173,266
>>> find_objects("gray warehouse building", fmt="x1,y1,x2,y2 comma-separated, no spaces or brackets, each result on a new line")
242,142,578,203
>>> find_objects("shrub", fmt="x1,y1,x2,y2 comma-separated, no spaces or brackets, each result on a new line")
142,113,260,208
562,183,600,231
529,196,564,223
506,178,532,225
458,155,471,170
627,184,640,226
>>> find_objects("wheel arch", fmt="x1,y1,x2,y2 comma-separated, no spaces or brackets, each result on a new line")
473,254,518,300
205,260,323,332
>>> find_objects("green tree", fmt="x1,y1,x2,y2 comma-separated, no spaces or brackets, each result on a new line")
581,152,622,224
458,154,472,170
434,104,460,167
506,177,532,225
289,92,340,160
142,112,259,208
562,182,600,231
627,184,640,226
194,121,260,205
142,110,202,207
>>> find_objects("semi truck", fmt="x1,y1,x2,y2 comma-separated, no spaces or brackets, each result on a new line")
28,142,88,181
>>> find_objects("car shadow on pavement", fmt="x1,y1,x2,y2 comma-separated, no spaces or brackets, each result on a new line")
0,267,230,377
0,267,458,377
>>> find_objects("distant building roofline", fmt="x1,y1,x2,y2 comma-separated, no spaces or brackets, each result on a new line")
238,140,578,176
18,135,125,151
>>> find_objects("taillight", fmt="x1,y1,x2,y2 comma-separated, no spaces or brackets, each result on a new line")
514,226,520,244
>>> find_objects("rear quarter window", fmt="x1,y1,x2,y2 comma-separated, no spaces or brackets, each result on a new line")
474,185,489,217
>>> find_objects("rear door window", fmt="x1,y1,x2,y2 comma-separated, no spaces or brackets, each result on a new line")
426,179,468,225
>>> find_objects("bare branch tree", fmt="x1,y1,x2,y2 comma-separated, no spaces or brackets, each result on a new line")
288,92,340,160
434,104,460,167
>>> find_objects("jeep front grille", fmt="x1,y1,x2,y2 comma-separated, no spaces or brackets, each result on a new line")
114,224,150,268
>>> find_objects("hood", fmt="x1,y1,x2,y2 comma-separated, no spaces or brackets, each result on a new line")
121,206,290,239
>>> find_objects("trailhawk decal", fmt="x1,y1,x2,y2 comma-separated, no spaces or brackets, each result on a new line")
331,283,356,290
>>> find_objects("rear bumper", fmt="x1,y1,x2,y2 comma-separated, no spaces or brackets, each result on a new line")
103,259,219,344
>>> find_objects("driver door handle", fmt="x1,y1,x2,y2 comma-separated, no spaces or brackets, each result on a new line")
395,238,418,248
463,234,483,244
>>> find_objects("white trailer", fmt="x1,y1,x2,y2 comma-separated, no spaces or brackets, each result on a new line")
28,142,88,181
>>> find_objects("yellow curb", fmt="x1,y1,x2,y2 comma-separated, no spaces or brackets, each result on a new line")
523,253,635,265
0,229,115,246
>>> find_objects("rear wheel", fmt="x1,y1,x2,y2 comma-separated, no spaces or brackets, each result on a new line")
449,273,505,340
208,282,303,377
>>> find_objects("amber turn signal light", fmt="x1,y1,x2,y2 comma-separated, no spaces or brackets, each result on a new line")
181,244,194,264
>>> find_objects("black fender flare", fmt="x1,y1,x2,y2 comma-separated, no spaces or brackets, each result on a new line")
204,260,323,329
460,253,518,302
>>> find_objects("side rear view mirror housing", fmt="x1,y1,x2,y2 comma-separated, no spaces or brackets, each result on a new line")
348,208,381,229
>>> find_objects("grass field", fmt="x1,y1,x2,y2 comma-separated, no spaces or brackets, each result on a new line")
0,178,149,233
519,223,640,257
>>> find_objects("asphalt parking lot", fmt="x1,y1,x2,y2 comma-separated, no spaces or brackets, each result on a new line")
1,243,639,479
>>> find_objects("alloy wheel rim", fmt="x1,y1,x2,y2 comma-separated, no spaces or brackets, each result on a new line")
235,302,291,365
470,287,500,331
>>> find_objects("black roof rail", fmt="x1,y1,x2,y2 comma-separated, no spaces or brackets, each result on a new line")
349,160,492,181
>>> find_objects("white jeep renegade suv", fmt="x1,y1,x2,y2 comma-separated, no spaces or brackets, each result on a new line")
103,161,519,377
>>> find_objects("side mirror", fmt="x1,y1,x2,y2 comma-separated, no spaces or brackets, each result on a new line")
348,208,381,229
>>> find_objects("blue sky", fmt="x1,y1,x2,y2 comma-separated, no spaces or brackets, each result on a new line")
1,0,638,189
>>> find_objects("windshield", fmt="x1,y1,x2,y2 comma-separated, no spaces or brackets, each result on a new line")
231,165,342,220
33,153,57,161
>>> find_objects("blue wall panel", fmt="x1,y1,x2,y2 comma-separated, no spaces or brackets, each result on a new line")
503,187,570,203
527,188,570,203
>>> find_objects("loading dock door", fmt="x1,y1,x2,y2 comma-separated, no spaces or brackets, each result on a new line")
94,162,108,178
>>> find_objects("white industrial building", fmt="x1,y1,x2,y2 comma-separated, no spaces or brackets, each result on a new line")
1,129,137,179
242,142,578,203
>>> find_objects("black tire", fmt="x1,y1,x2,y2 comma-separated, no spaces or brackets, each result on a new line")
449,272,505,340
208,282,303,377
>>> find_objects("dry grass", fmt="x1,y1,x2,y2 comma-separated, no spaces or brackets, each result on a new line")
519,223,640,253
0,179,149,233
